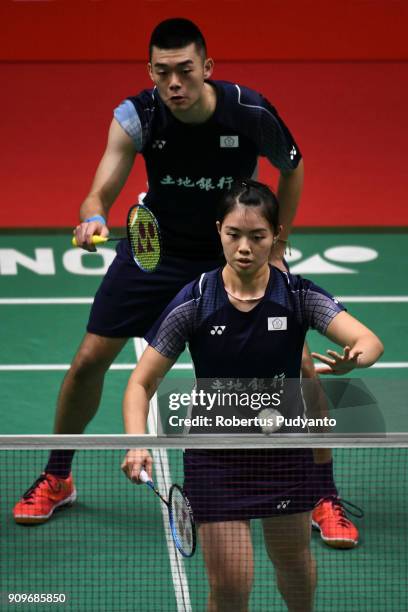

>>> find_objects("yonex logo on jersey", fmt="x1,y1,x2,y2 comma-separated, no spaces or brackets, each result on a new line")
268,317,287,331
277,500,291,510
290,146,297,160
210,325,226,336
220,136,239,148
152,140,166,150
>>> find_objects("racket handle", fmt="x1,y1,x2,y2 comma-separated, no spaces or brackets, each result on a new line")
139,469,152,484
71,235,109,247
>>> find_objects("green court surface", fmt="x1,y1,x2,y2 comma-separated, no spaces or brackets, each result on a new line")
0,231,407,434
1,447,407,611
1,231,408,611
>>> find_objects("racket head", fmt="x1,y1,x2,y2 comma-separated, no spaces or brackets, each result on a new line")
168,484,196,558
127,204,161,273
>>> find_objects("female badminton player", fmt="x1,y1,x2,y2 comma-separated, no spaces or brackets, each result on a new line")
121,179,383,612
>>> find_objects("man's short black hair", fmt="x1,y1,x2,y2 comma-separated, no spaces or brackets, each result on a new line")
149,18,207,60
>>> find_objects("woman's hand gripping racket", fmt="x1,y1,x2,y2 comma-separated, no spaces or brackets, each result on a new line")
72,204,161,273
139,469,196,558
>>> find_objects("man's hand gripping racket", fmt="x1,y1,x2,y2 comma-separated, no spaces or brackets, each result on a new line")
72,204,161,272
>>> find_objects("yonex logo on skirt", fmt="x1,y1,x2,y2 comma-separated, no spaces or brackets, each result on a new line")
268,317,287,331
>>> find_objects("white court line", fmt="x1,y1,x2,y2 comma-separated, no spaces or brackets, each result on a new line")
0,362,407,371
1,296,408,305
0,362,406,370
0,298,94,304
337,296,408,303
371,363,408,369
133,338,192,612
0,363,194,371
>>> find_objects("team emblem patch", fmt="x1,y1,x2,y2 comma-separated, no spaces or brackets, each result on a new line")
220,136,239,148
268,317,287,331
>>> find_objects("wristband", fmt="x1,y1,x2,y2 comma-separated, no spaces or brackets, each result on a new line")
85,215,106,225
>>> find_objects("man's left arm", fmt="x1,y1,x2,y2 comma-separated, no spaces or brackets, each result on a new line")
271,159,304,268
254,94,304,268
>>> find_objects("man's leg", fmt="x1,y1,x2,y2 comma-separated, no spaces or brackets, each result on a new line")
262,511,316,612
53,333,128,434
13,333,128,524
301,343,359,549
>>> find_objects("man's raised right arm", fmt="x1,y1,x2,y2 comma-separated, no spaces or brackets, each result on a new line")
73,118,137,251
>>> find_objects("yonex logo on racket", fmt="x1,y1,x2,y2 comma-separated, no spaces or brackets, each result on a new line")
137,221,156,254
210,325,226,336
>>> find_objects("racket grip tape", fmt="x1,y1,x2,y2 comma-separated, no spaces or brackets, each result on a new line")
139,469,152,484
71,235,109,247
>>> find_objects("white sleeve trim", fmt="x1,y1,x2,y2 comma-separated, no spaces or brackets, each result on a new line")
113,100,143,151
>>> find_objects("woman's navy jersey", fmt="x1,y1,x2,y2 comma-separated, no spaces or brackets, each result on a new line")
114,80,301,260
146,266,345,432
145,267,344,521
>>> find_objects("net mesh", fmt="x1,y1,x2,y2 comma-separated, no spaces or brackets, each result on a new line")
1,437,407,611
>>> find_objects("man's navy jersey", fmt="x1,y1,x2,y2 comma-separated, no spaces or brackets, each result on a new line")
145,266,344,432
114,80,301,260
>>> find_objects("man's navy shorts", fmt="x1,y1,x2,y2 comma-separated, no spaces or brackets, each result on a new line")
87,239,223,338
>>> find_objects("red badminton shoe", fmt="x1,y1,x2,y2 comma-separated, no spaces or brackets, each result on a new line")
312,496,363,549
13,472,76,525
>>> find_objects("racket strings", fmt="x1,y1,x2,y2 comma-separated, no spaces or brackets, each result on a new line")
170,487,194,554
127,205,161,272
